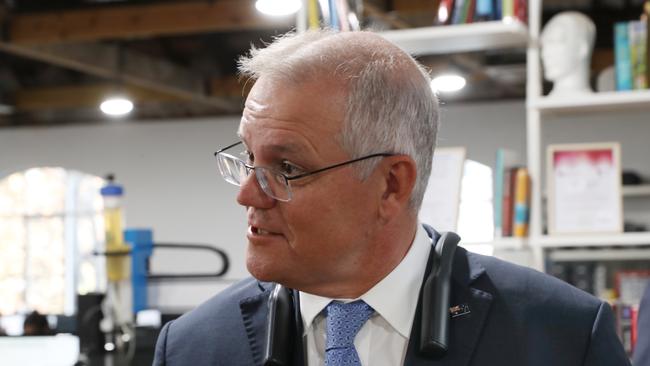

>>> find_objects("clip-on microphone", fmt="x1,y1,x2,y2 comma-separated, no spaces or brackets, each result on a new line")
263,231,460,365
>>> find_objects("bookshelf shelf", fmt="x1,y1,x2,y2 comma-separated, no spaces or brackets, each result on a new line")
548,248,650,262
537,232,650,248
529,90,650,116
378,20,528,55
622,184,650,197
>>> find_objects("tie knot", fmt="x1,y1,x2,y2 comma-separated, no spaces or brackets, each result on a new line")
325,300,374,350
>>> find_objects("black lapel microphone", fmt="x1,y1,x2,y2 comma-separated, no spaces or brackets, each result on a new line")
263,231,460,366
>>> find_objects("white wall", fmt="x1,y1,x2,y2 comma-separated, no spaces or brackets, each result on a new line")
2,100,649,311
0,116,246,311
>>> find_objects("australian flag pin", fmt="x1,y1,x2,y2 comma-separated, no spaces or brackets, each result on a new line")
449,303,471,318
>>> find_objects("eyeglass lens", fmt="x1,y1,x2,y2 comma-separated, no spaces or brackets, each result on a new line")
217,153,291,201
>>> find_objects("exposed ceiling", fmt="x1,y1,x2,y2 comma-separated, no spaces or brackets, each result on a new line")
1,0,632,127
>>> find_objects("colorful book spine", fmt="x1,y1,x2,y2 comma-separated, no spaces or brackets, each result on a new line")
513,167,530,237
494,149,518,237
452,0,467,24
514,0,527,23
629,20,648,89
328,0,339,29
475,0,494,21
501,0,514,20
495,0,502,20
465,0,476,23
615,22,633,91
646,7,650,87
501,167,517,237
308,0,320,29
436,0,455,25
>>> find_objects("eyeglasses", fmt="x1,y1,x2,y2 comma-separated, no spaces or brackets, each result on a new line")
214,141,393,202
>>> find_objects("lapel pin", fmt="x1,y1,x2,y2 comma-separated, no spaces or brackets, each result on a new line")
449,303,471,318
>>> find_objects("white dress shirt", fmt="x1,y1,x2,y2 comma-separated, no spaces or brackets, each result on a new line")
299,224,432,366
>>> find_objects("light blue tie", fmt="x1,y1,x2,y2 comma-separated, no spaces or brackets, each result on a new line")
325,300,374,366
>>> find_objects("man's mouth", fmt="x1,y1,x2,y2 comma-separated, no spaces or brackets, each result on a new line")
249,226,279,236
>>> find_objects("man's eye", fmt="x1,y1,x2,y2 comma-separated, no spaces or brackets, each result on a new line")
279,161,303,176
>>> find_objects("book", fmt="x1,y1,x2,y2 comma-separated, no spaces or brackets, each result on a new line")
501,167,518,237
646,4,650,86
614,22,633,91
512,167,530,237
629,20,648,89
514,0,527,23
475,0,494,21
494,149,519,237
495,0,502,20
436,0,455,25
452,0,467,24
308,0,320,29
501,0,514,20
328,0,339,29
465,0,476,23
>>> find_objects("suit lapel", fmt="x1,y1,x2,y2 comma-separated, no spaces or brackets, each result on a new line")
405,238,493,366
240,281,273,366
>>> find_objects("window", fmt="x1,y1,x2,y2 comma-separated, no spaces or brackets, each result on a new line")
0,168,106,316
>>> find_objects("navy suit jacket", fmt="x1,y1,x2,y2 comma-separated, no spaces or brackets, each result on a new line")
634,282,650,366
154,227,630,366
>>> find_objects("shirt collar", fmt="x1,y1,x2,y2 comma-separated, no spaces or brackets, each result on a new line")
299,223,432,338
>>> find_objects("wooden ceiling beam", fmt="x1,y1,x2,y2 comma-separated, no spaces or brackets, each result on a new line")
7,0,294,45
13,84,181,110
0,41,240,112
13,78,245,111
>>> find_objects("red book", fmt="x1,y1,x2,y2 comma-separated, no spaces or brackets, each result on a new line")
631,305,639,353
501,167,518,237
514,0,527,23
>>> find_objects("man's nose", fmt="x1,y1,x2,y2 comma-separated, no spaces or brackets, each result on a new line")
236,171,276,208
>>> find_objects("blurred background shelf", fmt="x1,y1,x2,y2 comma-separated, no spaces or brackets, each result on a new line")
537,232,650,248
529,90,650,116
379,20,528,55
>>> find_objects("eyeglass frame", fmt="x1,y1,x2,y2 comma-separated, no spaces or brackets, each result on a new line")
214,141,395,201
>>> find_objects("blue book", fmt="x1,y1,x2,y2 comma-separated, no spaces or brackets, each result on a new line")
328,0,339,29
629,20,648,89
494,148,518,237
614,22,633,91
452,0,467,24
476,0,494,21
495,0,502,20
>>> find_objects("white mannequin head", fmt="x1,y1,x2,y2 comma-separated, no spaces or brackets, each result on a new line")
540,11,596,96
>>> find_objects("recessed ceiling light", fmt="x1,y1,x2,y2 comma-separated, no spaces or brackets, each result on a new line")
100,97,133,117
255,0,302,16
431,74,466,93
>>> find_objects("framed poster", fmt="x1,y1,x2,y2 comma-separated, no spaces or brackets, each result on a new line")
547,142,623,235
419,147,466,232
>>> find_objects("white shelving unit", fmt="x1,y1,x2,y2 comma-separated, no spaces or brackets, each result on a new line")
623,184,650,197
548,247,650,262
371,1,650,273
379,19,528,55
538,232,650,248
529,90,650,115
525,0,650,271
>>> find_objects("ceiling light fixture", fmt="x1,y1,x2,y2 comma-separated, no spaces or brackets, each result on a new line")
431,74,467,93
255,0,302,16
100,97,134,117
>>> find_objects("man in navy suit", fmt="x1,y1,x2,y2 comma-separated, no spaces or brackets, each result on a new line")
634,282,650,365
153,30,629,366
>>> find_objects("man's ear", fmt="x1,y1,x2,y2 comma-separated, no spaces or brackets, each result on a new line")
378,155,418,221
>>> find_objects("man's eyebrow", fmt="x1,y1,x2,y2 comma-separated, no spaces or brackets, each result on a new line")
265,143,304,154
235,137,305,155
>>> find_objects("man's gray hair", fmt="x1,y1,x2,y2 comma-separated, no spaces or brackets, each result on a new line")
238,30,439,212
